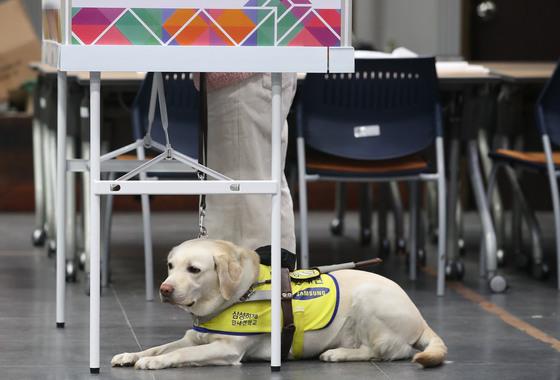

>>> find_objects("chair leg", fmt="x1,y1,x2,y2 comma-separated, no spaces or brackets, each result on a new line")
137,145,154,301
425,182,438,242
446,135,461,274
82,142,91,275
480,130,505,264
543,135,560,289
377,184,390,256
390,182,406,255
359,184,372,246
47,128,58,255
32,116,47,246
548,177,560,290
409,181,419,281
436,137,447,296
483,164,500,278
297,137,310,269
330,183,346,236
65,139,77,282
503,166,547,280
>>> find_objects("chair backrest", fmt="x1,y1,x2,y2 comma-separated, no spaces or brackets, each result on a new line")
537,60,560,146
298,57,440,160
132,72,199,158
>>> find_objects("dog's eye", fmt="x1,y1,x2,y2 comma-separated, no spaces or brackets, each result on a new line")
187,266,201,274
167,262,173,270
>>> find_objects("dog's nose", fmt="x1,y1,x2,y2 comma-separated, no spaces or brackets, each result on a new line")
160,283,174,297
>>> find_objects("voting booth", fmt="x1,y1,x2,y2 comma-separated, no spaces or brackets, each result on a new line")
41,0,354,373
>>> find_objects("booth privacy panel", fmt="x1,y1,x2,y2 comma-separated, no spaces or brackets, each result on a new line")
41,0,353,72
48,0,344,47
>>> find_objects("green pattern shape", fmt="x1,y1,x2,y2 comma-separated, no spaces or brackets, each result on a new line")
277,8,303,42
114,11,159,45
266,0,291,18
132,8,164,40
72,8,80,18
256,10,275,46
72,35,79,45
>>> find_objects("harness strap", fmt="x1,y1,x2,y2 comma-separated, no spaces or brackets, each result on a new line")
280,268,295,360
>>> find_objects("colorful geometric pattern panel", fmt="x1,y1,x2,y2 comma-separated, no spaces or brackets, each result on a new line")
71,0,341,47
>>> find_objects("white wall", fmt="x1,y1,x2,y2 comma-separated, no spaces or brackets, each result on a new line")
353,0,461,58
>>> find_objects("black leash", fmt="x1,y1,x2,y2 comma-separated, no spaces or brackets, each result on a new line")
198,73,208,238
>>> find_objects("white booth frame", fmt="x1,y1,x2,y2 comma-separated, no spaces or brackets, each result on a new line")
44,0,354,374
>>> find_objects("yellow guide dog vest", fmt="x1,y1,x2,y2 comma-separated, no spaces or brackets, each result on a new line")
193,265,340,359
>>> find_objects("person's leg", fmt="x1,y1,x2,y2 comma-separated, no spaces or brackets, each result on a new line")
205,73,297,252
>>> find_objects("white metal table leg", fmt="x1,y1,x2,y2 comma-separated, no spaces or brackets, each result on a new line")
89,72,102,374
137,144,154,301
56,71,68,328
270,72,282,371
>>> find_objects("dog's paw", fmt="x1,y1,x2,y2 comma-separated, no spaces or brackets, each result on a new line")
134,356,168,370
319,349,345,362
111,352,140,367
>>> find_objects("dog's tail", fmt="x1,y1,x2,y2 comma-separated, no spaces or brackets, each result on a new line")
412,324,447,368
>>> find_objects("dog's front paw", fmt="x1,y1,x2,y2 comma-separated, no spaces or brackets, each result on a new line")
135,356,168,370
111,352,140,367
319,349,344,362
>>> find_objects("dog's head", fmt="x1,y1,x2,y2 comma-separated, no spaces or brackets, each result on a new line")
159,239,260,317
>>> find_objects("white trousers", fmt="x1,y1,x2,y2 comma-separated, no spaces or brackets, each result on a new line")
205,73,298,252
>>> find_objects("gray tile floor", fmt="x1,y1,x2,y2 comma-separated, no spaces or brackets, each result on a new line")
1,212,560,380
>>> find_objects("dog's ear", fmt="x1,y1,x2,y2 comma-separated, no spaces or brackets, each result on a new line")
213,248,243,301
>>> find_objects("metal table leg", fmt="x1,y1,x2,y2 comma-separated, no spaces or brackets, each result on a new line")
467,140,506,292
89,72,101,374
270,72,282,371
137,144,154,301
56,72,68,328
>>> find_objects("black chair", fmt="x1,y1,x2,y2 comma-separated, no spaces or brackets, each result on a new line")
297,57,447,295
487,61,560,289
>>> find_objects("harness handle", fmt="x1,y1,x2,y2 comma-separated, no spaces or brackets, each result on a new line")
354,258,383,268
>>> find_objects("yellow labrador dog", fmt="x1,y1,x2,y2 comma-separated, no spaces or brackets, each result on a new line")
112,239,446,370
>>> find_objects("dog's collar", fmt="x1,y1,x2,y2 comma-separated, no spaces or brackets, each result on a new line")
193,280,271,326
239,279,271,302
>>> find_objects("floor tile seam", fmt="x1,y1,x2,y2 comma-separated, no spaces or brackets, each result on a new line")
110,285,157,380
110,284,144,351
421,266,560,353
371,361,391,379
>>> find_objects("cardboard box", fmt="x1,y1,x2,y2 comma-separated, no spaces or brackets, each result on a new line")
0,0,40,102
